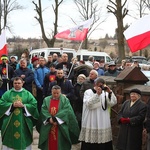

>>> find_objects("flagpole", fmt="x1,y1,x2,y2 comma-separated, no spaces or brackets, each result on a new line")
78,41,83,51
6,63,9,90
54,18,92,80
67,40,83,79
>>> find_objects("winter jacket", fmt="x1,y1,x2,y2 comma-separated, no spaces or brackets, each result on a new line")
13,67,34,93
34,66,50,89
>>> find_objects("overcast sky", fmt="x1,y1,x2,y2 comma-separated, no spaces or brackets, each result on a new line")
6,0,148,39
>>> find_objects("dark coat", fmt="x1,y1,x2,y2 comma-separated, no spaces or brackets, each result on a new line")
47,77,74,104
104,68,120,77
55,62,74,80
74,83,83,113
43,71,57,96
13,67,34,93
145,99,150,133
116,99,147,150
0,63,14,90
80,78,95,100
9,61,18,70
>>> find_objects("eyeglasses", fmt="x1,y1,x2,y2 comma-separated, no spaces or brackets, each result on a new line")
2,59,7,60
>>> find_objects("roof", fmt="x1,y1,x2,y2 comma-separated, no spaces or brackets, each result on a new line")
115,66,149,84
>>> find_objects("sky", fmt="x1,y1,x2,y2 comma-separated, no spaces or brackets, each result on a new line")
5,0,147,40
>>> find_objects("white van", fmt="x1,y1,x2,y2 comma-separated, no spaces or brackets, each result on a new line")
76,49,112,63
29,47,76,62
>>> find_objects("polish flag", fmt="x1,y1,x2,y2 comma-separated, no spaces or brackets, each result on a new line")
0,29,8,57
55,18,93,41
124,15,150,53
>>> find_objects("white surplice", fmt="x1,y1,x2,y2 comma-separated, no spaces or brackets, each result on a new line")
79,89,117,143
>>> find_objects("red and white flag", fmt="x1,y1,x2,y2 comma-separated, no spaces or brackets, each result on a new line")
0,29,7,57
55,18,93,41
124,15,150,53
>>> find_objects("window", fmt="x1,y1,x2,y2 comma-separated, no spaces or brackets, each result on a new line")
49,52,60,56
94,56,104,62
106,56,111,62
40,52,45,57
83,55,89,61
77,55,80,60
66,52,74,62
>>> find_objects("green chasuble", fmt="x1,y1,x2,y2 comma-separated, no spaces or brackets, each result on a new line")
38,94,80,150
0,88,39,149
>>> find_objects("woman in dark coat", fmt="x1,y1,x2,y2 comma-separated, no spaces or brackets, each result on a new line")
74,74,86,129
116,88,147,150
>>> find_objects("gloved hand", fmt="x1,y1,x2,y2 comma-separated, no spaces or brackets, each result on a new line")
120,117,130,124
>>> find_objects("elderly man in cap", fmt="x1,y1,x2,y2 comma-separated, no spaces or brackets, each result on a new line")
0,54,14,97
116,88,147,150
104,61,120,77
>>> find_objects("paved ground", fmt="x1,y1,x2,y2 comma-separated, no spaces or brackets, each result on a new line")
0,129,81,150
32,129,81,150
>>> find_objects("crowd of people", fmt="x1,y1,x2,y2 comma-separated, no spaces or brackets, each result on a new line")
0,51,149,150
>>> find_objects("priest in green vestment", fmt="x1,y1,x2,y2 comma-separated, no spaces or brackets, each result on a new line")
38,85,80,150
0,77,39,150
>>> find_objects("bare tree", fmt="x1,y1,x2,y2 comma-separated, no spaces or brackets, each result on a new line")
73,0,106,49
32,0,63,48
0,0,23,34
107,0,128,62
143,0,150,10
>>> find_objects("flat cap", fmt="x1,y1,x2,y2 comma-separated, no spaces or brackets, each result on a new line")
130,88,141,95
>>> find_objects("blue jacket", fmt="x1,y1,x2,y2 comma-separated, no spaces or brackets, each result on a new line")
16,62,33,70
96,68,104,76
34,66,50,88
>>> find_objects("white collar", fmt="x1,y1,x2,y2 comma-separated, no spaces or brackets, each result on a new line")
13,88,23,92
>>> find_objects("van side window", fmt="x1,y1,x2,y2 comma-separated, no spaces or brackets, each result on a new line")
40,52,45,57
106,56,111,62
77,55,80,61
94,56,104,62
66,53,73,62
83,56,89,61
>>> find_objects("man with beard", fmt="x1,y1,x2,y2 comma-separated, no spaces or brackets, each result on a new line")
55,53,73,80
47,69,74,108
